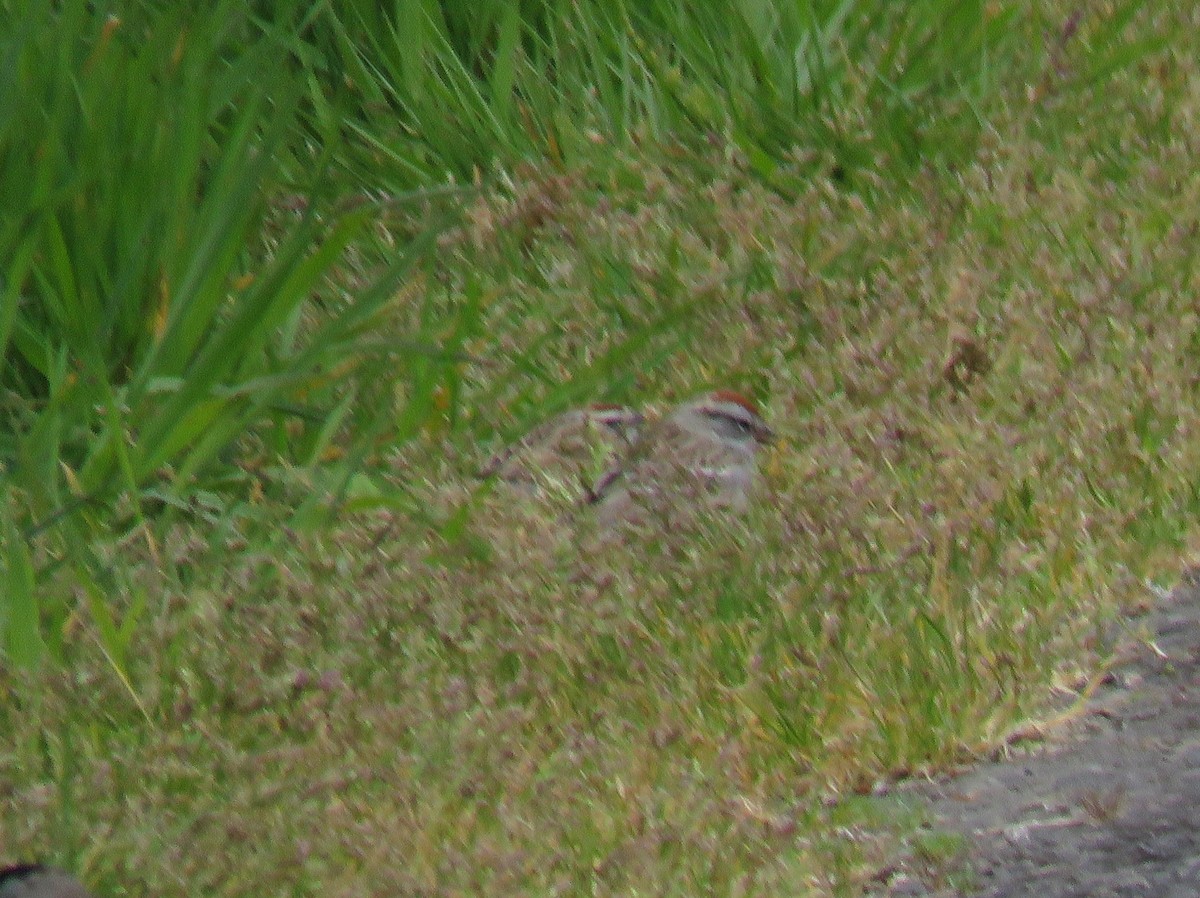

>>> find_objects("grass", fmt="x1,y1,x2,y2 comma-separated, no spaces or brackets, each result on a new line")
1,0,1195,895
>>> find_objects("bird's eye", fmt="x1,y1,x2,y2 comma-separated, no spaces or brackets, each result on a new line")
707,410,755,440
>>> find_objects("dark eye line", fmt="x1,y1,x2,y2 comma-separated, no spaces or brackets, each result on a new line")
706,410,753,433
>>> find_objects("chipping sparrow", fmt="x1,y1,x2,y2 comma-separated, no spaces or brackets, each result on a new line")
480,404,643,500
589,390,773,526
0,866,92,898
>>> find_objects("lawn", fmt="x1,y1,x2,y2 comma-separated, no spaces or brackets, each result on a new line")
1,1,1195,895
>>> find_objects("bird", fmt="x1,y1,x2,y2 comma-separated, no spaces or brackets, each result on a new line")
0,866,93,898
480,403,644,500
588,390,773,527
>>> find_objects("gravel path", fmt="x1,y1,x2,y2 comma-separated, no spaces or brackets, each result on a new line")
878,572,1200,898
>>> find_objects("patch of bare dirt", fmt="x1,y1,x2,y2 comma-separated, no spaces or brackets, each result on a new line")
878,571,1200,898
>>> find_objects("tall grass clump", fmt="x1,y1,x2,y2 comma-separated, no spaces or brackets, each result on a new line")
0,0,456,668
295,0,1019,192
